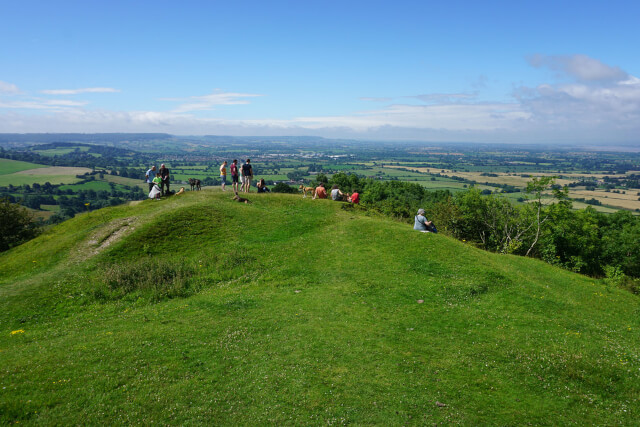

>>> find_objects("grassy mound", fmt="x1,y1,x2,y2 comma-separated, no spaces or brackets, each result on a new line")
1,190,639,424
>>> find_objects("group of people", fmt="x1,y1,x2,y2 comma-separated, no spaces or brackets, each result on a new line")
147,160,434,233
219,159,265,194
145,164,171,200
311,183,359,204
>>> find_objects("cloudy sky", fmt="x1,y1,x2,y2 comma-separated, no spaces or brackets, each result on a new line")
1,0,639,145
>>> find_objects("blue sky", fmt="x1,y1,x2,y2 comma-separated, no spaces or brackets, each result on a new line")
1,0,639,144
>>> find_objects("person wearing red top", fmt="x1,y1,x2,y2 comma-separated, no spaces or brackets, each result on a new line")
349,192,360,204
313,183,327,199
230,159,239,193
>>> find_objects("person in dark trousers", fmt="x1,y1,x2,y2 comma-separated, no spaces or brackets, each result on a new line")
241,159,253,193
159,163,170,195
230,159,239,193
145,165,157,193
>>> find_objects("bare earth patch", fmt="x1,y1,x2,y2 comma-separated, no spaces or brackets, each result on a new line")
74,217,139,262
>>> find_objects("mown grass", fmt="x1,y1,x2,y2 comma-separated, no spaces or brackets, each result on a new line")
0,159,49,175
1,190,639,424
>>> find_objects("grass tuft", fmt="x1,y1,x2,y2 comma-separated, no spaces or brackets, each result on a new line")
94,257,199,301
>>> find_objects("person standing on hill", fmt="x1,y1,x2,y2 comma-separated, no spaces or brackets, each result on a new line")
145,165,157,193
242,159,253,193
230,159,239,193
220,161,228,192
159,163,170,195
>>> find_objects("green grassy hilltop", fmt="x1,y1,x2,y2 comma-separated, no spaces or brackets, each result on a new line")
1,190,639,424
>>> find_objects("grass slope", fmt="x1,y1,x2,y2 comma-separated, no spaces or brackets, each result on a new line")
1,190,639,424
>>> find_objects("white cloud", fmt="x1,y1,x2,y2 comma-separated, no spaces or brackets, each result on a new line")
0,81,20,94
41,87,120,95
162,90,263,113
0,99,88,110
528,54,628,82
411,93,478,104
360,97,393,102
516,55,640,133
2,56,639,145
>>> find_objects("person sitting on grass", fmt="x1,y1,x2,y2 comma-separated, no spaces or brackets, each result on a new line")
331,184,344,201
149,173,163,200
348,191,360,204
414,208,436,233
313,183,327,199
257,178,270,193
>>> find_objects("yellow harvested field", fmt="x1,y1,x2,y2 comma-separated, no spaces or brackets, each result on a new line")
382,166,574,187
569,189,640,211
15,167,92,176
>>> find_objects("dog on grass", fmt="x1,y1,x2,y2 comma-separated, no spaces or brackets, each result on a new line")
232,191,252,204
299,184,315,198
188,178,201,191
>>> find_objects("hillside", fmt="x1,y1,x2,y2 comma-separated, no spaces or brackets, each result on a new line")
1,190,639,424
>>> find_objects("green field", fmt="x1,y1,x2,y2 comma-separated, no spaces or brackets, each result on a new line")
59,180,116,192
103,174,147,189
32,146,91,156
0,158,48,175
1,190,638,424
0,174,85,187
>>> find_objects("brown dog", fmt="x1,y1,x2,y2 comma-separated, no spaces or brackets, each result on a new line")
299,184,315,198
232,191,252,204
188,178,201,191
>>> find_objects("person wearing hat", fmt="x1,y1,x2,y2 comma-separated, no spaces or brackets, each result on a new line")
414,208,435,233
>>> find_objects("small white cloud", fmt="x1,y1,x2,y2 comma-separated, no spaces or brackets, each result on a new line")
0,98,88,110
41,87,120,95
163,90,263,113
411,93,478,104
0,81,20,94
360,97,393,102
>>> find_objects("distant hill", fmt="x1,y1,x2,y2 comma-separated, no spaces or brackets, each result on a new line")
1,190,638,424
0,133,173,145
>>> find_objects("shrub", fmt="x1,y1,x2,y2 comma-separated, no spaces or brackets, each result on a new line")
0,198,41,252
271,182,298,194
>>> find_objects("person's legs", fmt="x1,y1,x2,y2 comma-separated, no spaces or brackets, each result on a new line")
246,177,252,192
221,176,226,191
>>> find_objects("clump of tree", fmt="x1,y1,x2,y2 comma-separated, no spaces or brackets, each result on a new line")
271,182,298,194
0,199,41,252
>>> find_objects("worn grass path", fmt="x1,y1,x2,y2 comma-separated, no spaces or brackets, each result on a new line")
1,190,639,424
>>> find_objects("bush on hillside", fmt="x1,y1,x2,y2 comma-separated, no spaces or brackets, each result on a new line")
0,198,41,252
271,182,298,194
